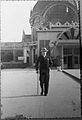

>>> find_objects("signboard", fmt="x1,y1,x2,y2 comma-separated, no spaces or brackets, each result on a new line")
18,56,24,60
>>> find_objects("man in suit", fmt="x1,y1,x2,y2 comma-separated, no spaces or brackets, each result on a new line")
36,48,52,96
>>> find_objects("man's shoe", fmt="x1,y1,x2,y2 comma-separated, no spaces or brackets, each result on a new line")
41,91,43,96
44,93,47,96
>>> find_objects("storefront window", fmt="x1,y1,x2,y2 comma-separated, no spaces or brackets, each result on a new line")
1,50,13,62
63,48,72,55
74,56,78,64
74,48,79,55
64,56,68,64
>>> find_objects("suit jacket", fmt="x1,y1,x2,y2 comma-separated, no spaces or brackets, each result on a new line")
36,55,52,72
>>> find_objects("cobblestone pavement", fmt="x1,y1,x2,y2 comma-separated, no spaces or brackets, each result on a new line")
1,69,81,118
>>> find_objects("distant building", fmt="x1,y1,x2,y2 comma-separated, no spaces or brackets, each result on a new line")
1,0,80,69
1,42,23,63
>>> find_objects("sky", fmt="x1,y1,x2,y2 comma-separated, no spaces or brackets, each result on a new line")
1,1,37,42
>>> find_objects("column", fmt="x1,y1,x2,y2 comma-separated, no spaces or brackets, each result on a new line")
61,46,64,69
38,39,39,56
13,43,16,62
24,47,27,63
32,47,34,65
13,49,15,62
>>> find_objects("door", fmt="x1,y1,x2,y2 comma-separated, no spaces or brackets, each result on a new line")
39,40,50,55
68,56,72,69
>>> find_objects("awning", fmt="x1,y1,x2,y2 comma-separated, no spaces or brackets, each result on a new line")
57,39,80,46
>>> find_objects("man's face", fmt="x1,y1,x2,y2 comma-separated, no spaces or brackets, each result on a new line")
41,51,47,56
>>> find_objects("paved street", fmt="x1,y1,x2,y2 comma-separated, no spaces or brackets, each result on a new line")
63,69,80,79
1,69,81,118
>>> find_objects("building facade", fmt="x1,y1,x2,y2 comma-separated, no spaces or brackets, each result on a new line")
29,0,80,69
1,0,80,69
1,42,23,64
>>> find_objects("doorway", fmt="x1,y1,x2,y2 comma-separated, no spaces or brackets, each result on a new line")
68,56,72,69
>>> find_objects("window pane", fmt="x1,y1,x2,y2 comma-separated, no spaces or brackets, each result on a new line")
1,50,13,62
64,48,72,55
64,56,67,64
74,56,78,64
44,40,50,50
74,48,79,55
39,40,44,50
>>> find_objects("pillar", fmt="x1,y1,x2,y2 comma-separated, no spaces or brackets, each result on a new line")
61,46,64,69
37,39,39,56
13,49,15,62
24,47,27,63
32,47,34,65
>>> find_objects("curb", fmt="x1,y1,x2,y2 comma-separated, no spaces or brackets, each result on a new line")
62,70,80,84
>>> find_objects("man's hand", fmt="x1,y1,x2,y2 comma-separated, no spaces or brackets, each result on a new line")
36,70,39,74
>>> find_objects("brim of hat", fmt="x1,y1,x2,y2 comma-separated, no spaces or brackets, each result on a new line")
41,50,48,52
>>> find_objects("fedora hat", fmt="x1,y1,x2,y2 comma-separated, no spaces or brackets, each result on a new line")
41,48,48,52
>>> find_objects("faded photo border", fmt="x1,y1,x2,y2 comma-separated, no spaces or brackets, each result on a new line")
0,0,82,120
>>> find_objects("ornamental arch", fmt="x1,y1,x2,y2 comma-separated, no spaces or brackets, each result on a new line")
43,3,78,24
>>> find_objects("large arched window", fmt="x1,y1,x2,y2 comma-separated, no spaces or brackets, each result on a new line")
44,4,78,25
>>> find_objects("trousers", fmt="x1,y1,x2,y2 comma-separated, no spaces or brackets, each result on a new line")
39,70,49,94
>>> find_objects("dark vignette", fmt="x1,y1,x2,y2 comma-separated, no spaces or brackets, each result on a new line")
0,0,82,120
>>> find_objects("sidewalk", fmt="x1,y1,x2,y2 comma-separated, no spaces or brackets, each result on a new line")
1,69,81,118
62,69,80,83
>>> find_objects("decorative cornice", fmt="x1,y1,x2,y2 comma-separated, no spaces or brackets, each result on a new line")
50,21,79,28
36,21,79,31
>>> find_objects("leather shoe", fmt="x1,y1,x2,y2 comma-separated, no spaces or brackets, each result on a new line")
41,91,43,95
44,93,47,96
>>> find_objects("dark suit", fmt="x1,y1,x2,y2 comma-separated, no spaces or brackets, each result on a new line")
36,55,52,95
